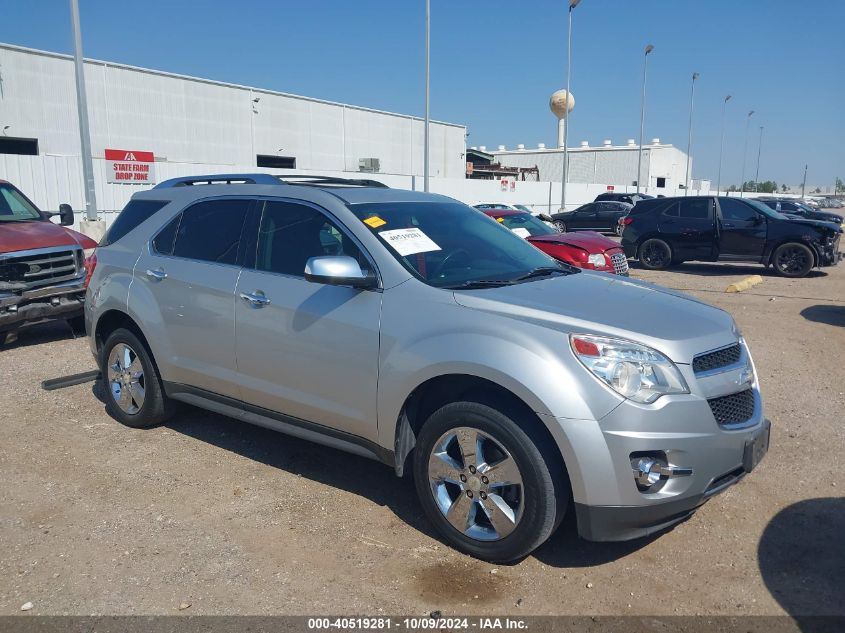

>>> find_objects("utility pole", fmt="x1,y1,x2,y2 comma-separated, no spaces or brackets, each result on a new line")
801,164,808,198
636,44,654,195
716,95,731,194
70,0,98,223
684,72,699,195
739,110,754,198
423,0,430,192
754,126,763,192
560,0,581,212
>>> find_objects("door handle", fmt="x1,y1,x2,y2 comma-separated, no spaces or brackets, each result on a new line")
723,223,735,228
145,267,167,281
239,291,271,308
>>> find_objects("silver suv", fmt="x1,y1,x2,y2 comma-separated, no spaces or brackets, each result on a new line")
87,174,771,562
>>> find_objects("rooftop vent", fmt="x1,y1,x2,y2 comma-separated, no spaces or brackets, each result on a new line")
603,139,612,147
651,138,661,145
580,141,589,147
627,139,636,146
498,145,506,151
517,144,525,150
538,143,546,149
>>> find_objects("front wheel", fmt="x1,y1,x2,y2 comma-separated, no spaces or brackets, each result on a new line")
413,401,561,562
554,220,567,233
772,242,814,278
639,238,673,270
615,224,624,237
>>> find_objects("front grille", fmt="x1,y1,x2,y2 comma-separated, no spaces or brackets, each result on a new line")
693,343,741,373
0,248,82,289
610,251,629,275
707,388,755,426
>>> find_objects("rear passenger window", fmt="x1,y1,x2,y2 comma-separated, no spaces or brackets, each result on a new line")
662,203,680,217
172,199,249,265
152,214,180,255
255,201,367,277
102,200,168,246
678,199,712,220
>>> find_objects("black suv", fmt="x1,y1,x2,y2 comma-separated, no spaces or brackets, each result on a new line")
755,198,844,225
594,192,654,206
620,196,842,277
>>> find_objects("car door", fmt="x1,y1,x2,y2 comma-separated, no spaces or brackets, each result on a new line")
570,204,598,229
234,199,382,442
596,202,623,231
131,198,252,397
661,197,716,260
716,198,767,258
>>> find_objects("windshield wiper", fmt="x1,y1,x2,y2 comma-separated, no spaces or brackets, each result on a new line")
443,279,517,290
513,266,569,281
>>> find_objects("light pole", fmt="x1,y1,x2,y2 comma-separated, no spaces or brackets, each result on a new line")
636,44,654,195
423,0,430,192
684,71,699,195
560,0,581,212
801,164,808,198
739,110,755,197
754,126,763,192
69,0,98,222
716,94,731,194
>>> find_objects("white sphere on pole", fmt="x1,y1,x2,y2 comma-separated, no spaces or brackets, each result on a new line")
549,90,575,119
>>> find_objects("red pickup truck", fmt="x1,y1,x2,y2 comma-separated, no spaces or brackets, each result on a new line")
0,180,97,344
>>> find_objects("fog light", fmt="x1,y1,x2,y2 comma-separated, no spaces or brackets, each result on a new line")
634,458,663,488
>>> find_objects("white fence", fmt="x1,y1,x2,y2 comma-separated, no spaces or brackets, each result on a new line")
2,154,753,232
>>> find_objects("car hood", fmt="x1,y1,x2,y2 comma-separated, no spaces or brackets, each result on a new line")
781,217,843,234
0,220,97,254
453,272,736,363
528,231,621,252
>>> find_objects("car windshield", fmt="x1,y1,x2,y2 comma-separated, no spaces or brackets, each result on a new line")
0,184,42,222
744,198,789,220
495,212,557,237
349,201,572,289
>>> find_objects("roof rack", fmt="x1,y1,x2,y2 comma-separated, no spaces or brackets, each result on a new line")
153,173,389,189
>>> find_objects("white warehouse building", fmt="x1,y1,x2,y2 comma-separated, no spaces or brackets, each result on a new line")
490,139,699,193
0,43,466,199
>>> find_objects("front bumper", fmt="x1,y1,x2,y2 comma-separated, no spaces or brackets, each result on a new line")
0,278,86,332
576,418,770,541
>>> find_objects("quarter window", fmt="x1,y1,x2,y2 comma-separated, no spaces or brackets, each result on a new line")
255,201,367,277
152,214,180,255
172,199,249,265
101,200,169,246
678,199,712,220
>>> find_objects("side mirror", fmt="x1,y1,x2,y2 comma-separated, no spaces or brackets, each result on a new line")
304,256,376,289
753,214,764,225
58,203,75,226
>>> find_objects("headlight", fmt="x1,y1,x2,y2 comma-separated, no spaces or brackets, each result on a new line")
587,253,606,267
570,334,689,403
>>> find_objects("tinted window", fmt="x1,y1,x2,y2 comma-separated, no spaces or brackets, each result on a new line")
662,203,679,217
678,198,712,220
780,202,798,211
152,214,180,255
255,201,367,277
576,204,596,214
719,198,759,222
496,212,556,237
102,199,168,245
172,199,249,265
0,184,42,221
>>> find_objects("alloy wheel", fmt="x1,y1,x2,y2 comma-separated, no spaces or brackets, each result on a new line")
641,241,670,268
107,343,146,415
427,426,524,541
775,246,809,275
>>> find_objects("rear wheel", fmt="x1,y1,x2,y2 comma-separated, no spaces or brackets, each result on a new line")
615,224,623,237
100,328,173,428
772,242,813,278
639,238,673,270
413,401,561,562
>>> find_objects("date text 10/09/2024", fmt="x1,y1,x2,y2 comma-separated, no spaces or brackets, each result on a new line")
307,617,528,630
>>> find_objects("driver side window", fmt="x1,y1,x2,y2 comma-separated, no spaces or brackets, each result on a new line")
255,201,368,277
720,198,759,222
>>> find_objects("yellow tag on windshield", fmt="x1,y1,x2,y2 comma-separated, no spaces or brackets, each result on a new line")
364,216,387,228
496,217,505,223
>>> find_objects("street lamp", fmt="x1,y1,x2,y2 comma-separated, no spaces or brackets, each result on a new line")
560,0,581,212
636,44,654,195
423,0,430,192
684,72,699,195
716,95,731,195
754,126,764,192
739,110,755,198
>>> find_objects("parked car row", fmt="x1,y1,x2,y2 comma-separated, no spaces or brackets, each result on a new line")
80,173,772,563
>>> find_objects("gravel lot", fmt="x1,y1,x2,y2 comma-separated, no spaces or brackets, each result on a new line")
1,258,843,617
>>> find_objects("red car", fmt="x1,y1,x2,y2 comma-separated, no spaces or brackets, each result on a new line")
1,180,97,342
481,209,629,275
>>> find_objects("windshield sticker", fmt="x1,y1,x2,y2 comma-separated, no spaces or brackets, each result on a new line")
363,215,387,228
496,217,505,223
511,227,531,238
378,228,441,256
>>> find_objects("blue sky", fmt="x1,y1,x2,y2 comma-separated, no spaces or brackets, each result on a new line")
2,0,843,187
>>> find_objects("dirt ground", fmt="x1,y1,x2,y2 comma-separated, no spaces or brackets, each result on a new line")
1,258,843,617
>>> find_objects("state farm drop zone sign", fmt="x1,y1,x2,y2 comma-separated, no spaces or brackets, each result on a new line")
105,149,156,184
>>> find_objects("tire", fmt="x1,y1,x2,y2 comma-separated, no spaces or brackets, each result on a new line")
67,315,86,335
638,238,673,270
99,327,174,428
413,401,561,562
772,242,814,278
615,224,623,237
554,220,567,233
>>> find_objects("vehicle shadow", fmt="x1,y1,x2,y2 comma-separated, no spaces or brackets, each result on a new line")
758,497,845,619
800,305,845,327
0,320,83,351
628,260,828,278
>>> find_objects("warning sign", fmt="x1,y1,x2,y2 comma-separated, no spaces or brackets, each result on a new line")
105,149,156,184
